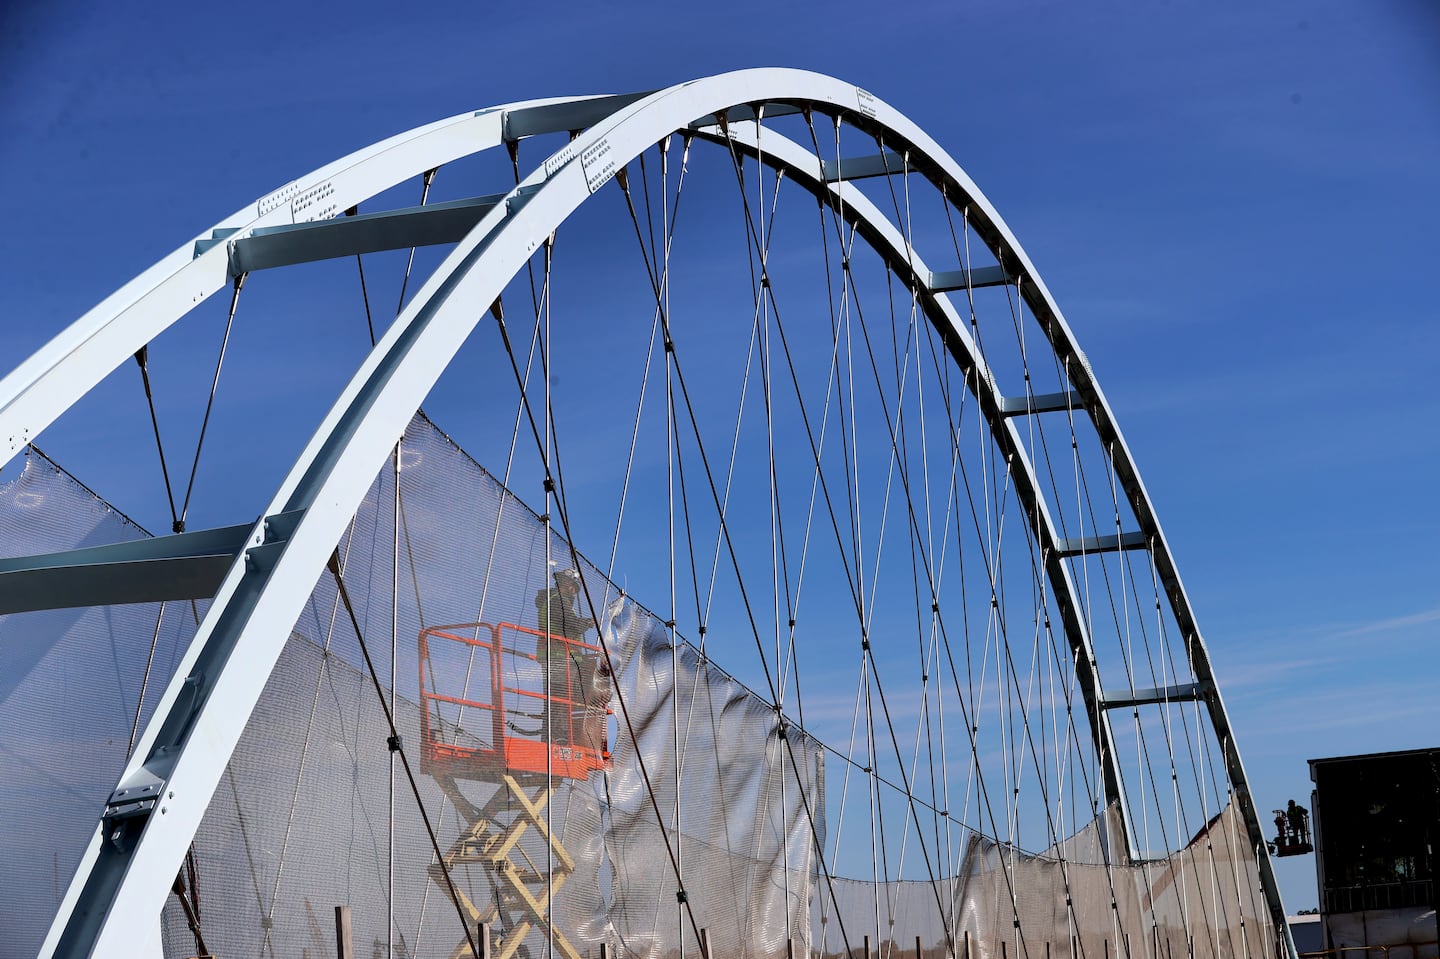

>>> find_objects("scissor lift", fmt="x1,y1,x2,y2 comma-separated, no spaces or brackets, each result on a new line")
420,621,612,959
1270,805,1313,858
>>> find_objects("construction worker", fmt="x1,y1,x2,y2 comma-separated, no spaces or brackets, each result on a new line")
534,568,594,745
1287,799,1310,846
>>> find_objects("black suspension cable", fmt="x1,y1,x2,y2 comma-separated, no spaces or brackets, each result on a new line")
133,345,181,527
718,113,964,955
886,134,1106,883
647,139,835,953
326,550,481,959
177,272,246,533
345,205,379,346
485,225,706,946
126,604,168,757
932,194,1118,930
804,114,1062,957
612,161,868,953
395,169,437,317
223,766,274,954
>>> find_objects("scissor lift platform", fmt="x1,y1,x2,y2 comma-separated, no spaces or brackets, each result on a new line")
419,622,611,959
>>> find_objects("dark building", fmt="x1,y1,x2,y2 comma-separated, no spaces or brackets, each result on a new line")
1308,747,1440,959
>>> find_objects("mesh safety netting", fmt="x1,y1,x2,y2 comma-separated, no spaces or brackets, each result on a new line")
814,803,1272,959
0,454,200,957
1,419,1274,959
132,415,824,959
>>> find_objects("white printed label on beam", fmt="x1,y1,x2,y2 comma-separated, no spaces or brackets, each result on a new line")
856,87,877,118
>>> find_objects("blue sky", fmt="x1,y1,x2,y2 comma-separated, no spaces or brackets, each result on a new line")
2,0,1438,911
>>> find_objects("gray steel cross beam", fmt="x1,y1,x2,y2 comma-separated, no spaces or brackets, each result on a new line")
0,523,251,614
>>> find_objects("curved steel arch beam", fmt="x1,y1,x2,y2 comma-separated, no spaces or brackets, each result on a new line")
700,118,1133,831
31,68,1286,957
0,93,639,466
802,103,1276,896
44,68,866,959
703,119,1146,947
703,118,1290,954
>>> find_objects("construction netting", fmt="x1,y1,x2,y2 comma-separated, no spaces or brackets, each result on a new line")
815,803,1272,959
0,417,1274,959
0,453,201,958
120,414,823,959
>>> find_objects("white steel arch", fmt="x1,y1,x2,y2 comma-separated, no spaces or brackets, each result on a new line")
0,68,1290,959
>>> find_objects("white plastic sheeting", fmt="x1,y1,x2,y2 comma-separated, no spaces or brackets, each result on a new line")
119,414,823,959
3,422,1271,959
816,803,1273,959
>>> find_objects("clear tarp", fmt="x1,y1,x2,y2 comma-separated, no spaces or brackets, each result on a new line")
603,607,822,959
1,420,1274,959
816,803,1272,959
133,415,824,959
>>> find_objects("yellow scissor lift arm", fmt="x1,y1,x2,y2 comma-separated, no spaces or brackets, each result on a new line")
420,622,611,959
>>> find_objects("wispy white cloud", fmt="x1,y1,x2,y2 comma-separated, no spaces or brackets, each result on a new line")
1324,605,1440,641
1223,605,1440,664
1227,671,1440,758
1217,653,1347,691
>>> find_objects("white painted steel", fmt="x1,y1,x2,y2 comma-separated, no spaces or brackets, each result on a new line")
705,117,1136,856
0,96,619,466
15,68,1288,957
708,115,1292,959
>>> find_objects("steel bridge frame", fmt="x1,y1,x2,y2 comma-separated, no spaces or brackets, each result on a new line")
0,69,1291,959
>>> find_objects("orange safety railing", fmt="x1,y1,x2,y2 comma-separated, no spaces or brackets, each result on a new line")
419,621,611,780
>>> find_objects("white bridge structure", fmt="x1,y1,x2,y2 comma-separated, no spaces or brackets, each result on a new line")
0,70,1291,959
